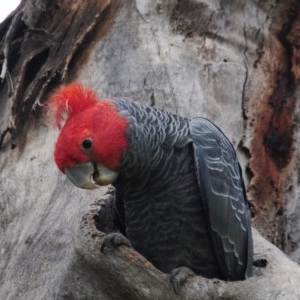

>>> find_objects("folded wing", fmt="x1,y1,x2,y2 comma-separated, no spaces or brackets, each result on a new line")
190,117,253,280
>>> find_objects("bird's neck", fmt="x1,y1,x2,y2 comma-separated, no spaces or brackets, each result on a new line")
114,99,190,179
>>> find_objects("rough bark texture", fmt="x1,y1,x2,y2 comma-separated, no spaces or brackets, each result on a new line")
0,0,113,145
245,1,300,249
1,0,300,299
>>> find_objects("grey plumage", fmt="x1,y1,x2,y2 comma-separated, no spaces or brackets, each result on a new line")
190,118,253,279
112,98,252,280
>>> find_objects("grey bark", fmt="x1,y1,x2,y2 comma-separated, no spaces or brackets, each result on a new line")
1,0,300,299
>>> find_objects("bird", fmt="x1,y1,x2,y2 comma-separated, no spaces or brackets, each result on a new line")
49,83,253,286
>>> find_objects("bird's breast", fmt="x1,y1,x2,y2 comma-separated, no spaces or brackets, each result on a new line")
119,145,221,277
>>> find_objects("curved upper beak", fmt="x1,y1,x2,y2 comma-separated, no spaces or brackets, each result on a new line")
64,161,118,189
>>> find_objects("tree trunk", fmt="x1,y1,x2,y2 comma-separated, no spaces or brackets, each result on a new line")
1,0,300,299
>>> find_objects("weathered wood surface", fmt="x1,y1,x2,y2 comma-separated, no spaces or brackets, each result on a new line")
0,0,112,141
1,0,300,299
70,192,300,300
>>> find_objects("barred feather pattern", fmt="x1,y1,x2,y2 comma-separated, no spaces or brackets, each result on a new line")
190,118,252,280
112,99,222,278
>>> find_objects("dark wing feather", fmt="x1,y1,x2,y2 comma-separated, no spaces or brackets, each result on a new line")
190,117,253,280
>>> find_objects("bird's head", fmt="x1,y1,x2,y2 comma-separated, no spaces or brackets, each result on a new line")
48,83,128,189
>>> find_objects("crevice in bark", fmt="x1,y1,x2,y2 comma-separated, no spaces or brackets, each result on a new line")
0,0,115,150
241,13,249,121
0,127,14,150
264,13,296,169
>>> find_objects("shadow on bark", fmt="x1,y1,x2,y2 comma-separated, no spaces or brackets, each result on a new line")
0,0,114,148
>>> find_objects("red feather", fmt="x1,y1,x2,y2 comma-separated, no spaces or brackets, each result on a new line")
48,83,98,129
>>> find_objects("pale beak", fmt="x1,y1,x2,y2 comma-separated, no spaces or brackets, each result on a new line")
64,161,118,189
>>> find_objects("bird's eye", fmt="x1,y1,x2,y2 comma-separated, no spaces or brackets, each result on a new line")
82,138,92,150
